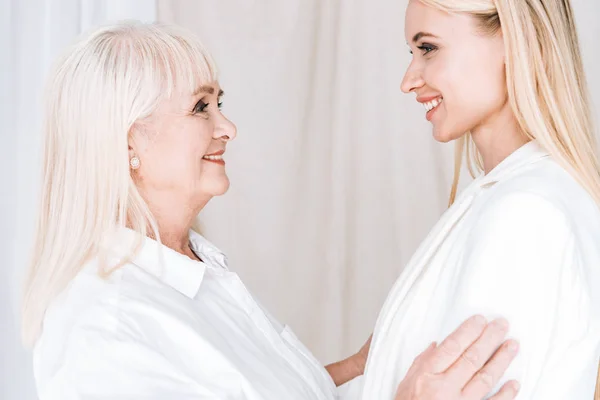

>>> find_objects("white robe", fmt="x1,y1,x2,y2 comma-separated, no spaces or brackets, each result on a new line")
359,141,600,399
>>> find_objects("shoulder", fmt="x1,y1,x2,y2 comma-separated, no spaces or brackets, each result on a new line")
40,259,184,352
35,259,187,383
471,157,599,237
486,157,596,216
468,191,571,246
458,158,600,286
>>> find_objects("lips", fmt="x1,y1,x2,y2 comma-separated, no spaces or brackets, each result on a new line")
416,95,444,120
203,149,225,161
423,97,443,112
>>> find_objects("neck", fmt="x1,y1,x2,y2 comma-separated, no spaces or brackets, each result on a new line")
139,188,211,255
471,105,530,174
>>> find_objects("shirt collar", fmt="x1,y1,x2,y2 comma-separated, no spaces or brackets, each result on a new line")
106,228,227,299
476,140,550,188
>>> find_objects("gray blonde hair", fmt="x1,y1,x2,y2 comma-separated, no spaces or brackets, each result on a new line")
22,21,218,346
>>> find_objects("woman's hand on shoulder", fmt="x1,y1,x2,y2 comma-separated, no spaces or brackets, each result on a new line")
395,316,520,400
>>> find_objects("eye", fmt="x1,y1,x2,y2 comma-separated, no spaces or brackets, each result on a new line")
417,43,437,54
193,100,209,114
217,98,224,110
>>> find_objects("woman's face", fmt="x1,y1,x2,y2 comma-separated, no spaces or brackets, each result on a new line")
401,0,507,142
130,81,237,206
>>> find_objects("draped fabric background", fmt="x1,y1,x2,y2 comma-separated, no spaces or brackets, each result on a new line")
157,0,600,364
1,0,599,398
157,0,457,365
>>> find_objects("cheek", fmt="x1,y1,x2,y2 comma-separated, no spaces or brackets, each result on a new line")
151,125,212,180
435,55,506,135
175,120,213,165
193,121,215,156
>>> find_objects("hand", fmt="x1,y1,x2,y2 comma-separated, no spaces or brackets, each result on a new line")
395,316,520,400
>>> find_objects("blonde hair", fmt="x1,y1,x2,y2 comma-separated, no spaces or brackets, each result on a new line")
418,0,600,395
21,21,218,346
417,0,600,208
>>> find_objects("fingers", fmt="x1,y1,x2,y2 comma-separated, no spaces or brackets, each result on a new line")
403,341,438,378
428,315,488,373
444,318,510,384
461,339,520,399
487,380,521,400
416,342,438,364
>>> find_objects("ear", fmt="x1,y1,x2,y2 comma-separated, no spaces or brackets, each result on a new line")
128,122,144,157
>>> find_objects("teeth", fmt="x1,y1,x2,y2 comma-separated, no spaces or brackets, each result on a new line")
203,155,223,161
424,97,443,112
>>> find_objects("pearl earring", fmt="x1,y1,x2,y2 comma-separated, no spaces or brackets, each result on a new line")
130,156,140,170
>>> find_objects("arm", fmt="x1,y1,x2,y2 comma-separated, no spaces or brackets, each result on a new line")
325,335,370,386
39,320,232,400
444,192,581,398
325,355,365,387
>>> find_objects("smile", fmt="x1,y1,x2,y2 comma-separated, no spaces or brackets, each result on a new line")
202,154,224,161
203,149,225,162
423,97,443,112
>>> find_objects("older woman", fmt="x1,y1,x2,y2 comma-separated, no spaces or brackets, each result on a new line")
22,22,519,399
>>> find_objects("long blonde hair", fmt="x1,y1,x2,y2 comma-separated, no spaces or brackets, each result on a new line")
418,0,600,395
21,21,218,346
417,0,600,208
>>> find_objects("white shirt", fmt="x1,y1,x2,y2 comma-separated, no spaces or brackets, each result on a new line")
34,228,338,399
360,141,600,399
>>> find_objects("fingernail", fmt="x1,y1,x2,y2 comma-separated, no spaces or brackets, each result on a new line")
507,340,519,353
491,318,509,330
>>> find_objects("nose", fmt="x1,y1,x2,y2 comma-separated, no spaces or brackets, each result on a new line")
213,112,237,142
400,60,425,94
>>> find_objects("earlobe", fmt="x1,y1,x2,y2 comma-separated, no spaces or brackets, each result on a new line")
129,156,141,170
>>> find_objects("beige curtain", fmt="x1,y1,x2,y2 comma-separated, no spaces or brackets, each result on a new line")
157,0,600,365
157,0,455,364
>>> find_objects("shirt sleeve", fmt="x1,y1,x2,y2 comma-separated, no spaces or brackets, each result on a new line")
442,191,588,399
37,313,246,400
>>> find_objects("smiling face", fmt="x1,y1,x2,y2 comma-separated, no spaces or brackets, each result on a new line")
129,81,237,207
401,0,507,143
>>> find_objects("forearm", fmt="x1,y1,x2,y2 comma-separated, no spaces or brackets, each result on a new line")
325,353,366,387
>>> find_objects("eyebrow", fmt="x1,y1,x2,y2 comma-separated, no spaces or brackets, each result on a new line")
194,85,224,97
411,31,439,43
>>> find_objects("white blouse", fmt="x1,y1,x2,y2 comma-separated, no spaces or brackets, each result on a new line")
33,228,338,399
359,141,600,399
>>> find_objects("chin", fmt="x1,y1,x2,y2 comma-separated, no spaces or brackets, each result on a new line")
207,178,231,197
432,122,468,144
196,172,231,198
432,128,455,143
